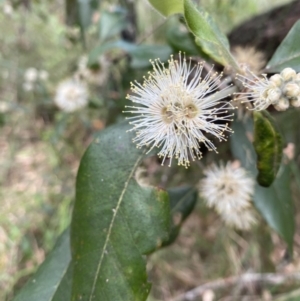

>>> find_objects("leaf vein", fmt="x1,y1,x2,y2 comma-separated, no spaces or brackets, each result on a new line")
88,155,143,301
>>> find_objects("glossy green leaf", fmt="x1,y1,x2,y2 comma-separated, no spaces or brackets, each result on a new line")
163,186,197,246
13,229,71,301
98,10,127,42
183,0,240,69
148,0,183,16
253,111,283,187
71,122,170,301
267,20,300,72
230,118,294,252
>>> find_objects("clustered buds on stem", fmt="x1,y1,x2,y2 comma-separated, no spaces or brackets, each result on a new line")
235,67,300,111
124,52,299,168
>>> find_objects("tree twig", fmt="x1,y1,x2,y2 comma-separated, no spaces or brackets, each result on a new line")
170,272,300,301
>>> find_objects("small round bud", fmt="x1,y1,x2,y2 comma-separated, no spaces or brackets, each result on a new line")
280,68,296,82
283,82,300,98
295,73,300,83
267,88,281,103
291,96,300,107
273,98,289,111
269,74,282,87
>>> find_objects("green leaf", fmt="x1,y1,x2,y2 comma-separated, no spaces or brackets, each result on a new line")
163,186,197,246
253,111,283,187
148,0,183,17
71,122,170,301
230,117,294,253
183,0,240,69
128,44,172,69
98,9,127,42
78,0,99,30
88,40,172,69
267,20,300,72
254,163,294,254
13,229,71,301
52,264,73,301
230,117,257,175
165,17,207,56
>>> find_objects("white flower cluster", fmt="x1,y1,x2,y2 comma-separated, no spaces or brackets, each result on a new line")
54,78,88,113
2,2,13,16
125,54,234,167
199,161,256,230
236,68,300,111
23,68,49,91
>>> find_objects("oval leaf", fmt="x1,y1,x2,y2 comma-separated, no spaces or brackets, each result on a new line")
98,10,127,42
254,163,294,254
183,0,240,69
71,122,170,301
148,0,183,17
253,111,283,187
13,229,71,301
230,117,294,252
267,20,300,72
78,0,99,30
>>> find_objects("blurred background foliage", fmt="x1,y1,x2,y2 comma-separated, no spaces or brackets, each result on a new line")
0,0,299,300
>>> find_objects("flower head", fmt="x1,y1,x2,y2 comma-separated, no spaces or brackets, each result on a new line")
232,46,266,74
125,54,234,167
235,68,300,111
54,78,88,112
199,161,256,230
235,71,281,111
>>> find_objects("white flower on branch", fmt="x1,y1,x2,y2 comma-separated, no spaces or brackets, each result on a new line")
235,68,300,111
124,54,234,168
235,72,282,111
54,78,88,112
199,161,256,230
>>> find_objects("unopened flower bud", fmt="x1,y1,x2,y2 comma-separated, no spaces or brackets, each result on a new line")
269,74,282,87
267,88,281,103
280,68,296,81
274,98,289,111
295,73,300,83
283,82,300,98
291,96,300,107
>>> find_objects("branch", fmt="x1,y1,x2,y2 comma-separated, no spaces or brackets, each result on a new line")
170,272,300,301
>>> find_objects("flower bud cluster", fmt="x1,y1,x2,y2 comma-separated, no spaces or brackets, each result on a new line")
267,68,300,111
236,67,300,111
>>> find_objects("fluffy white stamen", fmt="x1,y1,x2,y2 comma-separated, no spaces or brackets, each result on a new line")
124,54,234,167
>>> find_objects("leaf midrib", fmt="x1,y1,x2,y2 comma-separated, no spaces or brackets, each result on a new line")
88,155,143,301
